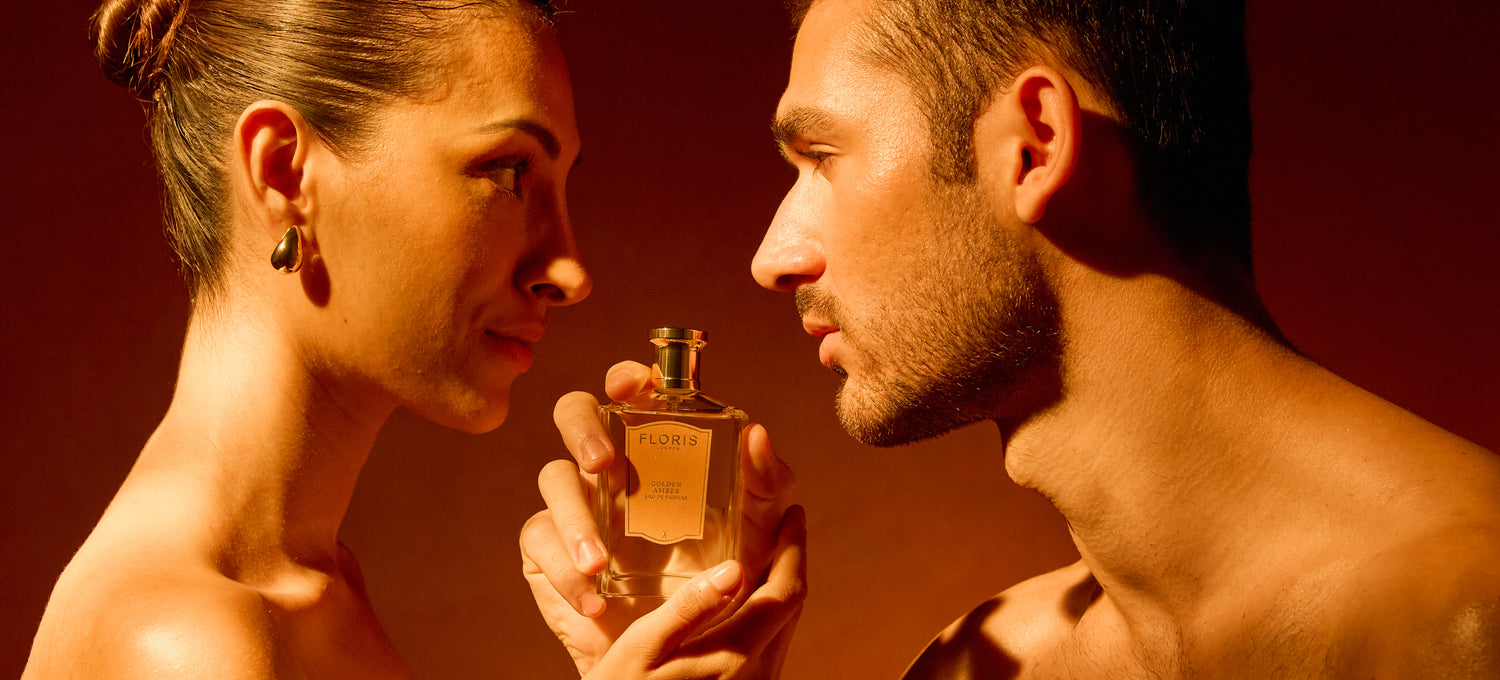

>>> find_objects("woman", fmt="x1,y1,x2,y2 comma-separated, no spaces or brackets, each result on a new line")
23,0,802,677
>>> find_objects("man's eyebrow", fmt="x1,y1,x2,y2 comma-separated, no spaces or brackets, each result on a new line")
477,118,562,160
771,105,838,150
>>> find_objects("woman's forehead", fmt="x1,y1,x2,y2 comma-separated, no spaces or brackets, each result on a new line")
417,10,570,112
360,10,577,157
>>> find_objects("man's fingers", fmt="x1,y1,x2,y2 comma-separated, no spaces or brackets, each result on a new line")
539,459,607,575
738,424,796,574
761,607,803,679
742,424,795,508
554,390,614,474
727,504,809,653
611,560,744,666
520,509,607,618
603,360,653,401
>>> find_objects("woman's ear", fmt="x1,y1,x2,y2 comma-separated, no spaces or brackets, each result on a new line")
232,101,316,242
974,65,1081,224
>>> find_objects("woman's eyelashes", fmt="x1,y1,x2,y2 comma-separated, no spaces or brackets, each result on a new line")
483,156,531,197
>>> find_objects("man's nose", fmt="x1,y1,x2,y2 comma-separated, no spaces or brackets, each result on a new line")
751,187,825,293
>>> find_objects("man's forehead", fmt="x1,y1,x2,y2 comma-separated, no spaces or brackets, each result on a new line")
776,0,894,123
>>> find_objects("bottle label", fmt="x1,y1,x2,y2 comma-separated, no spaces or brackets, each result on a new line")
623,421,713,545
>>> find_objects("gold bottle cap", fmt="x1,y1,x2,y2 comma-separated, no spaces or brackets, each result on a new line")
650,328,705,390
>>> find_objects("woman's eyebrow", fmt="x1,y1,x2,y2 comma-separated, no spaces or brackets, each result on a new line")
476,117,562,160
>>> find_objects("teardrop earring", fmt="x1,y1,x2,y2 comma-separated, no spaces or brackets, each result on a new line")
271,226,304,273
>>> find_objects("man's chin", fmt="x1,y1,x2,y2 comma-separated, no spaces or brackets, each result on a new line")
833,380,977,448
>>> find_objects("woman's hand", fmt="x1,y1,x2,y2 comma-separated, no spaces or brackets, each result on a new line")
520,361,805,677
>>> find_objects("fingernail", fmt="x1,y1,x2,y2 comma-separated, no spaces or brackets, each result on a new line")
579,592,605,617
576,539,604,570
706,562,743,594
581,437,610,469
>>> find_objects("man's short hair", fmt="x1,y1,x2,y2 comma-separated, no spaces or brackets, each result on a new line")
791,0,1255,276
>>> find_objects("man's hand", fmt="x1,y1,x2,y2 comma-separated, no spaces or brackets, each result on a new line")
520,361,805,677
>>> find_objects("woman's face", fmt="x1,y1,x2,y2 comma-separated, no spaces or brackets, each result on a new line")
308,10,587,433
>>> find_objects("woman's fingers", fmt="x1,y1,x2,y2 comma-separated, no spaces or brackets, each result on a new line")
552,361,651,475
632,507,808,678
578,510,808,679
604,360,653,401
539,459,608,575
606,560,745,669
520,506,607,618
535,363,653,621
555,390,614,474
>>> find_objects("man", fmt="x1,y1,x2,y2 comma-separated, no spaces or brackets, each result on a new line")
526,0,1500,676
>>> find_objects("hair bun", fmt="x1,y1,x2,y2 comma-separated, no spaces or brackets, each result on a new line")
90,0,188,98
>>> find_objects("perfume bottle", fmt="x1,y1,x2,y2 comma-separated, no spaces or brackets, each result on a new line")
596,328,745,598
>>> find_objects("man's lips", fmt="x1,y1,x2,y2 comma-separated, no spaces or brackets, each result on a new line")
802,318,840,368
801,318,838,338
818,333,841,368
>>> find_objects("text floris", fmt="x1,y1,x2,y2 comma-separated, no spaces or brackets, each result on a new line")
638,432,700,447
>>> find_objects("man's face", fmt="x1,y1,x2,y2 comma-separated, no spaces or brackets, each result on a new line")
752,0,1062,446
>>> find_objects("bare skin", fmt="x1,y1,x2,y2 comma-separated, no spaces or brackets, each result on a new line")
769,1,1500,677
25,12,600,678
28,7,809,677
23,326,411,679
535,0,1500,676
900,328,1500,679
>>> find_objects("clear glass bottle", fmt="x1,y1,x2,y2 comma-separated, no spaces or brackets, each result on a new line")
596,328,745,598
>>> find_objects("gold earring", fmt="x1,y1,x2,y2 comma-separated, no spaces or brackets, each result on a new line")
271,226,303,273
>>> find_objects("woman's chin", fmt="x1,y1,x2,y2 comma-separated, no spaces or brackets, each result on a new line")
452,407,509,434
458,397,511,434
410,389,512,434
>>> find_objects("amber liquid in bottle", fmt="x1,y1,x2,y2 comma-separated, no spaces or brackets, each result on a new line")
596,328,745,598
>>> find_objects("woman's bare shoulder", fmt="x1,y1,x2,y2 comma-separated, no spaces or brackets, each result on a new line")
24,527,298,679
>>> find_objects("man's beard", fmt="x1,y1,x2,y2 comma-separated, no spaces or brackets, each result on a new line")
797,183,1064,447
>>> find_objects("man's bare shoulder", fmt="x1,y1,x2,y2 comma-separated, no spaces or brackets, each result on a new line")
24,546,295,680
902,561,1097,679
1328,523,1500,679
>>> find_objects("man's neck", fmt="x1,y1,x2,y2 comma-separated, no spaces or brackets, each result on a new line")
1000,270,1337,624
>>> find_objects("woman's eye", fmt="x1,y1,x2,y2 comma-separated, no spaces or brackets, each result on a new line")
487,158,529,197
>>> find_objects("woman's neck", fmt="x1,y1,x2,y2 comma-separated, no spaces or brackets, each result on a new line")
133,304,394,579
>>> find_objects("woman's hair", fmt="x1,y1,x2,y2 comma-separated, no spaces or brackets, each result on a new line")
91,0,556,305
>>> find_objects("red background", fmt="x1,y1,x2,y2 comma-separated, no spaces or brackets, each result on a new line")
2,1,1496,677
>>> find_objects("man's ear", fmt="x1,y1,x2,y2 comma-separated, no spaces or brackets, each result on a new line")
975,66,1080,224
233,101,316,242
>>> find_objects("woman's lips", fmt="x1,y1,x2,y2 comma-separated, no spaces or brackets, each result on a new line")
488,321,546,344
483,322,544,371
